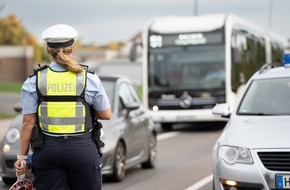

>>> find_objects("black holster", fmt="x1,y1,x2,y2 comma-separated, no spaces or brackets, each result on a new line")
30,125,43,151
92,119,105,157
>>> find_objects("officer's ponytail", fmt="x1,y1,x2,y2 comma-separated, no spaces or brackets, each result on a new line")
47,46,84,74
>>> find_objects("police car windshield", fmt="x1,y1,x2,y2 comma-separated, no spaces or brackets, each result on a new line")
238,78,290,115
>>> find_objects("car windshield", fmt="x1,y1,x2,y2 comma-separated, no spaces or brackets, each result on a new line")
238,77,290,115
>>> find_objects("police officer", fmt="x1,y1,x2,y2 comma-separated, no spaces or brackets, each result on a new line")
14,24,112,190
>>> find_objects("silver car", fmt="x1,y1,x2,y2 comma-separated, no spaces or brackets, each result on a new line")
212,63,290,190
100,75,157,182
0,75,157,184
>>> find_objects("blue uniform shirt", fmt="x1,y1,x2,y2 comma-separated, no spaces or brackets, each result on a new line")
21,62,111,114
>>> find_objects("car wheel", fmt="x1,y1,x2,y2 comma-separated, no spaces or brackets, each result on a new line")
2,177,16,185
111,141,126,182
161,123,173,131
141,133,157,169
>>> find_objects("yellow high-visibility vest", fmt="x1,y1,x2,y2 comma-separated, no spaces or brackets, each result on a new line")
37,67,88,134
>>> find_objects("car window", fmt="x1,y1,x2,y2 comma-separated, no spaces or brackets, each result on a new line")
102,80,115,111
238,78,290,115
128,84,141,104
119,82,135,107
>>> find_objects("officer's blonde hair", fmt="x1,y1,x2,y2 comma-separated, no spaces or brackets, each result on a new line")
47,46,84,74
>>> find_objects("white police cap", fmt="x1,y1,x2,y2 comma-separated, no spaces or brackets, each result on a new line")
41,24,78,48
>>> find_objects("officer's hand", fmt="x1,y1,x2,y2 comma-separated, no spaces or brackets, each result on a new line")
14,159,27,177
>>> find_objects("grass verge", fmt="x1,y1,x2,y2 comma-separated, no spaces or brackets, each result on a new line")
0,113,17,119
0,82,22,93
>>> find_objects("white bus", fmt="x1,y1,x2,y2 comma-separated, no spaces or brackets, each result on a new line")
131,14,285,130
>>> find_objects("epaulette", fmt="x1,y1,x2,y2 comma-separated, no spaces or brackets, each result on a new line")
79,64,95,74
29,64,49,78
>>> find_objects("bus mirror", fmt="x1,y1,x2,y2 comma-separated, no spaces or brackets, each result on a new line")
130,41,142,62
232,47,241,64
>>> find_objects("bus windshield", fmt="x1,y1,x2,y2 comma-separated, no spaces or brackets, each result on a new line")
148,44,225,92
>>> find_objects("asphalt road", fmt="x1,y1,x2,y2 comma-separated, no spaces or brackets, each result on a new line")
0,93,20,115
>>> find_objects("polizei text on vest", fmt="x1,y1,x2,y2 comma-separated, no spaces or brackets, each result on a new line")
47,83,76,92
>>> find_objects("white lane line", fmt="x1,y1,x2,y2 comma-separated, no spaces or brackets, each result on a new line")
184,174,213,190
157,132,179,140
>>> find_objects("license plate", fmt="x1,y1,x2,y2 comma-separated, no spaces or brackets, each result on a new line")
276,175,290,189
176,116,195,121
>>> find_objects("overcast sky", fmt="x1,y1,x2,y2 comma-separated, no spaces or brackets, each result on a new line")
1,0,290,45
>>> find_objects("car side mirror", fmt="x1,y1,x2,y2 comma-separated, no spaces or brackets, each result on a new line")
125,102,140,112
13,103,22,114
212,103,231,118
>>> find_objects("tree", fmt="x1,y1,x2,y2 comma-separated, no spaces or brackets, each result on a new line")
0,14,42,62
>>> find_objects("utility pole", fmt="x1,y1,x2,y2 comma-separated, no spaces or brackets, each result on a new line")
193,0,198,16
268,0,272,30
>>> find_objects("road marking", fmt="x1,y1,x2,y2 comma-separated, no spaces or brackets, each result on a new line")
184,174,213,190
157,132,179,140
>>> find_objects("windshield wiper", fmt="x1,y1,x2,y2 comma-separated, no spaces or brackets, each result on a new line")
238,112,275,116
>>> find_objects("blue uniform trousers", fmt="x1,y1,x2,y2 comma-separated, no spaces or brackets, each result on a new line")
32,136,102,190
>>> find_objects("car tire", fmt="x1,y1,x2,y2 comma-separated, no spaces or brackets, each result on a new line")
141,133,157,169
161,123,173,131
2,177,16,185
110,141,126,182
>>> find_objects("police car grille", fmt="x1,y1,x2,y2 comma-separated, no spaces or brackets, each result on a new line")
258,152,290,171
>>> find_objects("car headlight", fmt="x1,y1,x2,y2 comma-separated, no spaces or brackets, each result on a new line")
6,128,20,144
3,144,11,154
218,145,253,164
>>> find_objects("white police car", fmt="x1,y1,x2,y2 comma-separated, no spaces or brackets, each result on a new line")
212,55,290,190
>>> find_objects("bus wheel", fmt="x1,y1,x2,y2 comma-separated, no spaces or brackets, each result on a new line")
161,123,173,131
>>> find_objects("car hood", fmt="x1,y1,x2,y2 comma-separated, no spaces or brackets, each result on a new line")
225,115,290,149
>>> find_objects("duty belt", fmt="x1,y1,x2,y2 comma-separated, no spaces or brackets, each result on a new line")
43,132,92,140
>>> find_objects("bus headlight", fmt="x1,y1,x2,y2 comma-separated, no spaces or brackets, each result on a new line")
152,106,159,112
219,145,253,164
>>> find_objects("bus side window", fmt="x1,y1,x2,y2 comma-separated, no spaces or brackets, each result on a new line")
232,47,241,64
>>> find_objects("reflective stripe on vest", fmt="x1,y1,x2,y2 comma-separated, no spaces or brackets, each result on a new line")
37,68,87,134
